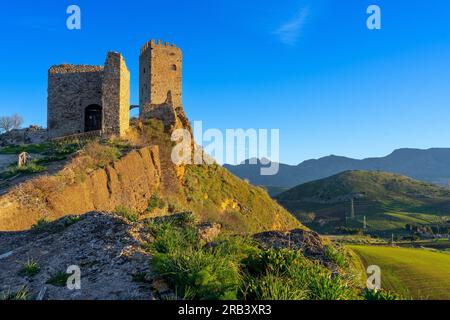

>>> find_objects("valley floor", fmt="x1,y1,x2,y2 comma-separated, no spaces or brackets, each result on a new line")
349,245,450,300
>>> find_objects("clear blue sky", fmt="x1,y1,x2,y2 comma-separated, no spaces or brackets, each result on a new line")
0,0,449,164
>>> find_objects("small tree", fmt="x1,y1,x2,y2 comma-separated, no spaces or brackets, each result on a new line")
0,114,23,133
11,114,23,130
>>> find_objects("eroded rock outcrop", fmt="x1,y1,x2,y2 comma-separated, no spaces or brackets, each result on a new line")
0,146,161,231
0,212,155,300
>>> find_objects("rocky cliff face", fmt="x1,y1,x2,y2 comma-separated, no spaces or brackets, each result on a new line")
0,130,302,233
0,146,162,231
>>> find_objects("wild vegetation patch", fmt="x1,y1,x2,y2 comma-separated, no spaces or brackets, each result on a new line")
31,218,51,233
0,160,45,180
0,286,29,300
116,206,140,222
147,193,166,213
146,213,363,300
46,272,70,287
84,141,121,168
18,259,40,278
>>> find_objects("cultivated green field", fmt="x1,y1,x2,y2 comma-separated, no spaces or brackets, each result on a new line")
349,245,450,300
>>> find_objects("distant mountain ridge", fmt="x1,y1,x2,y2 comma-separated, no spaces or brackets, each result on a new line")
224,148,450,190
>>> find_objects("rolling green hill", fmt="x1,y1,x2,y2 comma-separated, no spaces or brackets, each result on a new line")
276,170,450,236
350,245,450,299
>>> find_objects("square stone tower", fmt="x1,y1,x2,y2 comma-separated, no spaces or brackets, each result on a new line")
139,40,182,111
102,52,130,137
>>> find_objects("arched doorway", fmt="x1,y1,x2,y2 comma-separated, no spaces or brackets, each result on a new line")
85,104,102,132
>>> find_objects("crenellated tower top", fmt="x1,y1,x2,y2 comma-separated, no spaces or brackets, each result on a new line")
139,39,182,110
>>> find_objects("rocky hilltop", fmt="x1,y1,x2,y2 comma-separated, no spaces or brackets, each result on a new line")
0,113,372,300
0,115,301,233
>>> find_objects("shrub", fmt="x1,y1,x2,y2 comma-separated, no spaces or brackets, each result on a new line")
148,218,243,300
308,272,353,300
65,215,81,226
153,247,241,300
363,289,400,300
46,272,70,287
324,245,348,268
108,137,131,153
0,161,46,180
147,216,359,301
0,286,29,300
147,193,166,213
242,248,356,300
243,249,300,276
243,272,307,300
84,142,121,168
31,218,51,233
18,259,40,278
51,141,81,156
148,221,198,254
115,206,139,222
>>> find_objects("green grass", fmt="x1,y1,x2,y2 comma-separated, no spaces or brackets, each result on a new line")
116,206,140,222
84,142,121,168
147,193,166,213
46,272,70,287
323,245,348,268
65,215,82,226
31,218,51,233
0,286,29,300
0,141,86,182
350,245,450,299
183,163,302,234
0,161,46,180
146,214,359,300
0,144,49,155
0,141,81,156
18,259,40,278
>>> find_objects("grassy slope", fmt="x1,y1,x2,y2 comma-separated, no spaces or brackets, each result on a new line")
113,120,305,235
349,245,450,299
183,164,303,234
276,170,450,235
0,120,303,234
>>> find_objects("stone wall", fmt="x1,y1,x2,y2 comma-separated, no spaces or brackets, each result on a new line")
139,40,182,111
47,65,104,139
48,53,131,139
102,52,130,137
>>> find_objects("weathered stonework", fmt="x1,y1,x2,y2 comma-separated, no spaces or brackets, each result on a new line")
47,66,104,138
47,39,186,140
47,53,130,139
102,52,130,137
139,40,182,110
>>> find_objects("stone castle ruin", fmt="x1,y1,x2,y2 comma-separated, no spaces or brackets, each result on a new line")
47,39,186,140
